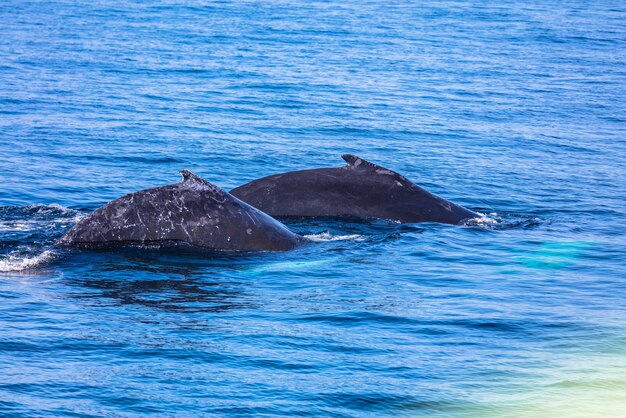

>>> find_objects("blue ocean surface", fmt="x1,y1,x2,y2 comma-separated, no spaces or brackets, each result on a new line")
1,0,626,416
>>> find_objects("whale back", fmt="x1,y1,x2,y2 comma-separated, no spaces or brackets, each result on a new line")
230,155,477,224
59,170,299,251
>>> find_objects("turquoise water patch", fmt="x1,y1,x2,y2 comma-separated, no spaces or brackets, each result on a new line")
514,241,592,270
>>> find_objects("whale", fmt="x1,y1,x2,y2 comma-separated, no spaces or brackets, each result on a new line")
58,170,300,251
230,154,478,225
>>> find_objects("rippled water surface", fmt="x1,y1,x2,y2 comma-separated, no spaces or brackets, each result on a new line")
1,1,626,416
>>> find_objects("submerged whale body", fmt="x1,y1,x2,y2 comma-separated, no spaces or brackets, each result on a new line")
58,170,300,251
231,155,478,225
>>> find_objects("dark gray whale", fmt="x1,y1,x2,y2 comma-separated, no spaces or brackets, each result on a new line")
59,170,300,251
231,155,478,225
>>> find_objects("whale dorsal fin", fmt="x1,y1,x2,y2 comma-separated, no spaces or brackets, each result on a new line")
180,169,205,183
342,154,397,173
341,154,415,187
342,154,384,170
178,170,223,195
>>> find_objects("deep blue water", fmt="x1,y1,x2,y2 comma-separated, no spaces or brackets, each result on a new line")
1,1,626,416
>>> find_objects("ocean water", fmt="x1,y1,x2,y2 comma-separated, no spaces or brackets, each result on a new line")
1,0,626,416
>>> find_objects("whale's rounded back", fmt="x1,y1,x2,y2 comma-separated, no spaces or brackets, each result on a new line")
59,170,300,251
231,155,477,225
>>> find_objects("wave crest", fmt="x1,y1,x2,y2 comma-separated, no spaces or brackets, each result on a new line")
0,249,56,272
303,232,366,242
0,204,84,233
462,212,501,227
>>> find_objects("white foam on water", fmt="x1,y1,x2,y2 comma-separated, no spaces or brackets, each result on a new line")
43,204,86,224
28,203,77,216
0,204,85,233
0,221,33,232
303,232,367,242
0,250,56,272
462,212,500,227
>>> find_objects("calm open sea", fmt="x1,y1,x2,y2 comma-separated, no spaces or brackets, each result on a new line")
1,0,625,416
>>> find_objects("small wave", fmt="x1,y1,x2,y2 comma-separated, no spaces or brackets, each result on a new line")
462,212,501,227
31,204,86,223
29,203,77,215
0,204,84,233
303,232,366,242
462,212,545,230
2,203,82,217
0,249,56,272
0,203,78,216
0,221,33,232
